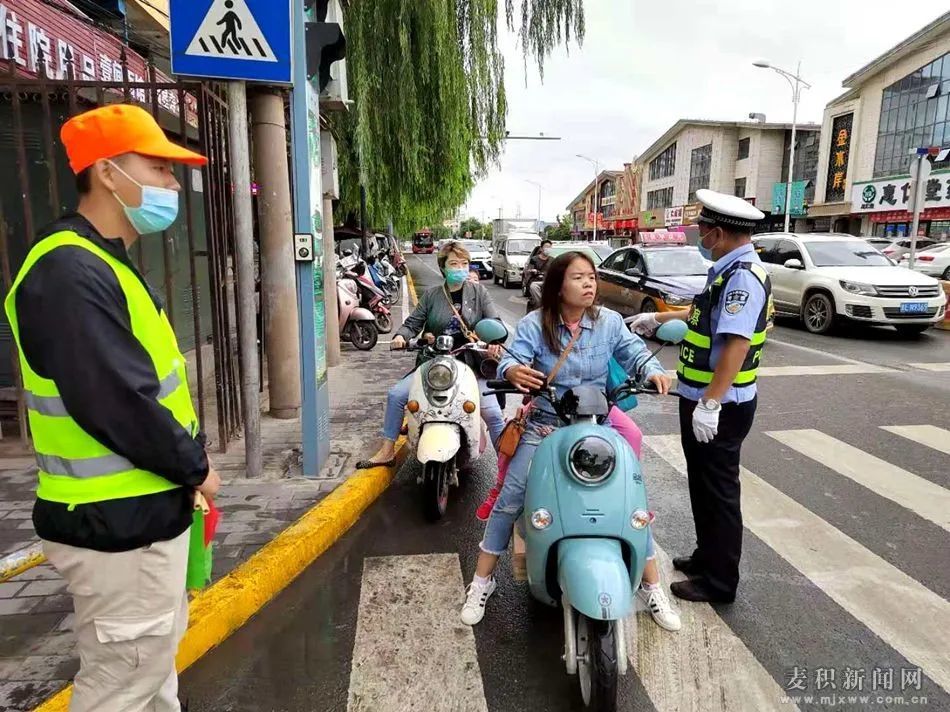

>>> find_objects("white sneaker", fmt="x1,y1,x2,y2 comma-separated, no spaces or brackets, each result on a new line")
460,578,496,626
637,585,682,632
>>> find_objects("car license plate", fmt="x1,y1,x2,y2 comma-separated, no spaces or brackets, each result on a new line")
899,302,928,314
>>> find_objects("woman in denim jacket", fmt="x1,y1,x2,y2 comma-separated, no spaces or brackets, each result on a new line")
460,252,681,631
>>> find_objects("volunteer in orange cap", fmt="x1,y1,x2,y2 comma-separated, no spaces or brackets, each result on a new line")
4,104,220,712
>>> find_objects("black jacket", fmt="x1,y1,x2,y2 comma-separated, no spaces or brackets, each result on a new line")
16,214,209,552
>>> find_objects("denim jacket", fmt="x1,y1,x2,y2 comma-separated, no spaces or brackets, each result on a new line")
498,308,665,414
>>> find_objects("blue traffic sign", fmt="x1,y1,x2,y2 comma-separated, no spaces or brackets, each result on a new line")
170,0,292,83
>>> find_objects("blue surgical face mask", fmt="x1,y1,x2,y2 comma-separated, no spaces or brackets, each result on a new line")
698,227,720,261
109,160,180,234
445,267,468,287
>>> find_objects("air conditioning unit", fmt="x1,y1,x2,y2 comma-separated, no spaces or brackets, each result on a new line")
318,0,348,111
321,130,339,200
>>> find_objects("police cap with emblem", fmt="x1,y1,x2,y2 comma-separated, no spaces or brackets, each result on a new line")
695,188,765,230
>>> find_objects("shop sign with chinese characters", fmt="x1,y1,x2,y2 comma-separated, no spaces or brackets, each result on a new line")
826,112,853,202
851,169,950,213
0,0,198,126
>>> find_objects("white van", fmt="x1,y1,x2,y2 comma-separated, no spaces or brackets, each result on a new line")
491,233,542,288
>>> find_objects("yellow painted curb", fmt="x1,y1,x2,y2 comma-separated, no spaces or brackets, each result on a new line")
0,542,45,584
33,440,409,712
406,268,419,306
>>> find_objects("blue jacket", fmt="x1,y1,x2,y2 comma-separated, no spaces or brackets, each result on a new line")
499,307,665,413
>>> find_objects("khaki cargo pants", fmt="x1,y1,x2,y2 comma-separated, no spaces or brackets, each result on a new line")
44,528,190,712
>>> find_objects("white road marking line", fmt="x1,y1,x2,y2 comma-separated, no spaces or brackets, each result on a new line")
347,553,488,711
402,275,409,313
756,364,893,377
765,336,877,367
881,424,950,456
910,362,950,372
766,429,950,532
629,540,796,712
644,434,950,695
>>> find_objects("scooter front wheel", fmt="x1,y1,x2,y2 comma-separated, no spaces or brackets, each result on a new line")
375,311,393,334
350,321,379,351
577,614,618,712
422,460,451,521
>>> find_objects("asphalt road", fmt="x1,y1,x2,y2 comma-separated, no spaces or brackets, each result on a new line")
180,254,950,712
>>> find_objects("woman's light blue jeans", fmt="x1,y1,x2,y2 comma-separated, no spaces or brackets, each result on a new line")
480,411,656,560
382,372,505,446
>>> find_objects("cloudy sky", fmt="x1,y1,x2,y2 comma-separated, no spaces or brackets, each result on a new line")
462,1,945,225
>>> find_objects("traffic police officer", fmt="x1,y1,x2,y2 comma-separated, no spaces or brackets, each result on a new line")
5,104,219,711
630,188,772,603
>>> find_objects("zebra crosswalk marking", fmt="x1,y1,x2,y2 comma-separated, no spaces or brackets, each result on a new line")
766,429,950,531
629,541,796,712
347,554,488,711
881,424,950,456
644,434,950,695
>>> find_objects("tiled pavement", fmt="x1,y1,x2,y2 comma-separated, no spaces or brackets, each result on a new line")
0,298,410,711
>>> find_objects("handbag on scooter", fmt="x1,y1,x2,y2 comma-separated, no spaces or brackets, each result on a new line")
606,357,639,412
496,328,581,458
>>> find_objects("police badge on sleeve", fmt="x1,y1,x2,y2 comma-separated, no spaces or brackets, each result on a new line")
724,289,749,315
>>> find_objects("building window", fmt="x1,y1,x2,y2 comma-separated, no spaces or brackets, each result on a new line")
734,177,747,198
647,187,674,210
649,143,677,180
874,51,950,178
688,144,712,202
737,137,750,160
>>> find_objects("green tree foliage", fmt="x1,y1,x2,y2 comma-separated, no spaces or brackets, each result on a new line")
460,217,487,240
544,213,573,241
331,1,584,234
433,225,454,241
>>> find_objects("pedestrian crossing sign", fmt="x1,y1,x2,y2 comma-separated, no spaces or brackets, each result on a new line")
170,0,292,84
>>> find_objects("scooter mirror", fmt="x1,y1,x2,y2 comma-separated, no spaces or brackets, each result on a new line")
655,319,688,345
474,318,508,344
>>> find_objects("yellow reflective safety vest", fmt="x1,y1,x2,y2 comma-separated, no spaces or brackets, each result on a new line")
676,261,773,389
4,231,198,506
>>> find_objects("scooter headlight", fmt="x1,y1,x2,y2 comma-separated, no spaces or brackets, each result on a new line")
425,363,455,391
568,437,615,485
531,508,553,530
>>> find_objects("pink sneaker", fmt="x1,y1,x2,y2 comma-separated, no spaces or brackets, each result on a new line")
476,486,500,521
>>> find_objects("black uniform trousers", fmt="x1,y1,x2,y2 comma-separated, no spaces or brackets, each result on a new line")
678,396,757,598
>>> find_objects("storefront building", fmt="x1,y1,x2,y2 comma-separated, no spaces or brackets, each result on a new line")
812,11,950,238
566,169,626,239
637,119,819,232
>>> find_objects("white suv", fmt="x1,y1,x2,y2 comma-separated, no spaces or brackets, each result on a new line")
752,233,945,336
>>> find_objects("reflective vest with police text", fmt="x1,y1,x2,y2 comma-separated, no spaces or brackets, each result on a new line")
676,261,773,389
4,231,198,506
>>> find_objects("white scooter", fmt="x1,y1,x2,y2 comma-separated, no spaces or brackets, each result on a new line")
400,319,508,520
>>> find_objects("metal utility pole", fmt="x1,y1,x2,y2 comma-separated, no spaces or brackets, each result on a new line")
525,179,543,232
360,184,369,258
323,195,341,367
577,154,600,241
227,81,262,477
753,59,812,232
251,90,301,419
908,150,932,270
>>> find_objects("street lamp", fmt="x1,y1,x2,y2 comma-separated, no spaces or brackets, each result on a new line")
576,154,600,241
753,59,812,232
524,179,543,232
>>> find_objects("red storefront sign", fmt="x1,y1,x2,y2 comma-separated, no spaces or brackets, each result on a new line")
869,207,950,223
605,217,638,230
0,0,197,126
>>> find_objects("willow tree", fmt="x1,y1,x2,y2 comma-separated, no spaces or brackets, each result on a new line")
331,0,584,233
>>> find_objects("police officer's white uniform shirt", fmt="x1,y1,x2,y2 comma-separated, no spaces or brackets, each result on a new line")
678,243,767,404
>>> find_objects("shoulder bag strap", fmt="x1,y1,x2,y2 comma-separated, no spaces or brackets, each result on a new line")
443,286,478,342
546,327,581,384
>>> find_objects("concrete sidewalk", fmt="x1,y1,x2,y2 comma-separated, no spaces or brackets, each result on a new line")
0,294,411,711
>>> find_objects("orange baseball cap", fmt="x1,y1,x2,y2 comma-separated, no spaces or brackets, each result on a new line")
60,104,208,174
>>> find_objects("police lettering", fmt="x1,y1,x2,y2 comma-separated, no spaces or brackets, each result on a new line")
680,344,695,363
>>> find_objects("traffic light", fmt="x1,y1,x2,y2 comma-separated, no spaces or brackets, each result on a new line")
304,0,347,95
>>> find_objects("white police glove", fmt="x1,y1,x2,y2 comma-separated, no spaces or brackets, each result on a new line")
626,312,660,336
692,399,721,443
